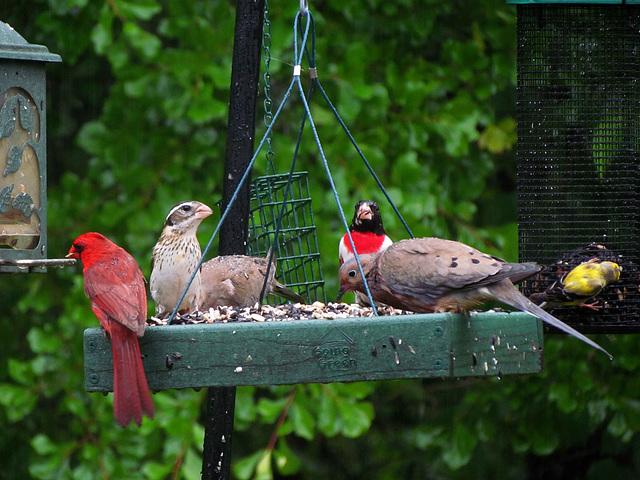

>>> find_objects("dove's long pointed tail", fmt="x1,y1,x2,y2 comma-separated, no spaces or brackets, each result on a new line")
271,281,306,304
488,280,612,360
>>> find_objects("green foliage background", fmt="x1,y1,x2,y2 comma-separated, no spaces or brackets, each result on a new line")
1,1,637,479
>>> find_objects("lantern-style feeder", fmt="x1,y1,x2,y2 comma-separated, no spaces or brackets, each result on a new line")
0,21,65,273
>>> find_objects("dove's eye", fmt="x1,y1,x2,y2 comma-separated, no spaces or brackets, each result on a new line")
348,269,357,278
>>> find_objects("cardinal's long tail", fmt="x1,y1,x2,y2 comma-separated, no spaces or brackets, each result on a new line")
488,280,612,360
110,320,155,427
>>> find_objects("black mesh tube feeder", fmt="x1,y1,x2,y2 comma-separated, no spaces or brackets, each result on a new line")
509,0,640,332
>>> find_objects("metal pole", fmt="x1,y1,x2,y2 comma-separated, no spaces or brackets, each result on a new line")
201,1,265,479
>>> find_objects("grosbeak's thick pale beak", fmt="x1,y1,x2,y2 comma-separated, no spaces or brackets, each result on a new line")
357,204,373,221
195,203,214,220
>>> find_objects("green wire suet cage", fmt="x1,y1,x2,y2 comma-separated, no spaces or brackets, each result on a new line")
248,172,325,304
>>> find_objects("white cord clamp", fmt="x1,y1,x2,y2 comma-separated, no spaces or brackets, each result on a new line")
293,65,302,77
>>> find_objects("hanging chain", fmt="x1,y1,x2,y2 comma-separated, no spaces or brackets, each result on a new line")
262,0,275,175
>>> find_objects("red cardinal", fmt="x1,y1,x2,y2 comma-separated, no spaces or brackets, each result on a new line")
68,232,154,427
339,200,392,305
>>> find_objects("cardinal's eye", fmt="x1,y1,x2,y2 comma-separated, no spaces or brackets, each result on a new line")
348,269,357,278
73,243,84,253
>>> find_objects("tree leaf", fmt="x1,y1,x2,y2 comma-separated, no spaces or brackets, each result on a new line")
273,438,301,475
123,22,161,60
442,424,478,470
118,0,161,21
337,400,374,438
233,449,266,480
288,401,315,440
31,434,58,455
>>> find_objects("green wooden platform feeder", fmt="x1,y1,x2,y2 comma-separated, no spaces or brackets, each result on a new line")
84,312,543,392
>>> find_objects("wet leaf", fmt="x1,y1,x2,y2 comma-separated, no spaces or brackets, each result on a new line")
289,401,315,440
233,449,266,480
339,401,374,438
31,434,58,456
273,438,301,475
12,192,35,217
255,450,273,480
4,145,23,176
118,0,161,20
0,384,37,421
443,424,478,469
0,184,13,213
256,396,289,423
18,96,34,133
1,117,15,138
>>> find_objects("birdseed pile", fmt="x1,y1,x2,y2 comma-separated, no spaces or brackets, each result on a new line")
148,302,413,326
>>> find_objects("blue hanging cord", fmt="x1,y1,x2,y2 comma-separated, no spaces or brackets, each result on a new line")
315,82,415,240
257,11,314,306
294,14,414,240
291,12,379,312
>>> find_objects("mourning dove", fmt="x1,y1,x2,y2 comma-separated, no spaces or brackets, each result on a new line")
337,237,611,358
199,251,306,309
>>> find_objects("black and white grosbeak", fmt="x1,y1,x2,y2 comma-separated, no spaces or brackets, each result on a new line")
338,200,392,305
150,201,213,316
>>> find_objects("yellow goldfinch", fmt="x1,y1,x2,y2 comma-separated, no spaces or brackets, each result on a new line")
530,260,621,309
